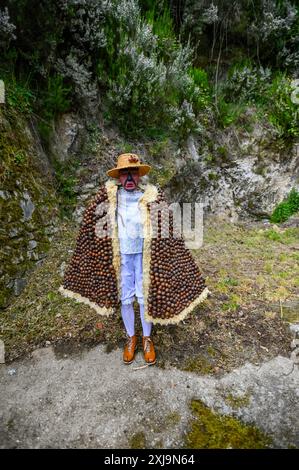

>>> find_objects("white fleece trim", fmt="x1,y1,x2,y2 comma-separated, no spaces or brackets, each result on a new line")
105,180,122,300
146,286,210,325
58,286,114,316
138,184,159,322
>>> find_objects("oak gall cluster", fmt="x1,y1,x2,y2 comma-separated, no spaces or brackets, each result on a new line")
63,187,118,309
147,189,206,319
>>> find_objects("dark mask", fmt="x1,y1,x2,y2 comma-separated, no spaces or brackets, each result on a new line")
120,169,139,191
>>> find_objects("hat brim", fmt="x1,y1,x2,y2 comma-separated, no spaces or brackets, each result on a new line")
106,164,151,179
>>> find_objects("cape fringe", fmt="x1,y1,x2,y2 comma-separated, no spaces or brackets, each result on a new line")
138,183,159,323
147,286,211,325
58,286,114,316
104,180,121,299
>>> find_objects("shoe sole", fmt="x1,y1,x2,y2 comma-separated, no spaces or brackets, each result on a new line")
145,359,156,365
123,346,138,364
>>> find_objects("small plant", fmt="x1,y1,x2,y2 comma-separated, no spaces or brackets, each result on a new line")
5,75,35,115
53,160,79,218
270,188,299,223
264,229,282,242
36,74,72,145
215,95,246,128
219,62,298,140
42,74,72,121
14,150,27,165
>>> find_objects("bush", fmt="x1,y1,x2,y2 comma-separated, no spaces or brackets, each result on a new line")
53,159,79,218
2,0,212,142
5,74,35,115
223,59,272,105
99,0,211,141
42,74,72,119
180,0,299,75
270,188,299,223
35,73,72,146
0,7,16,50
265,72,299,139
219,62,298,139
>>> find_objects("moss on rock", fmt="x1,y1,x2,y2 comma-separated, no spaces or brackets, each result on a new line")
185,399,272,448
129,431,146,449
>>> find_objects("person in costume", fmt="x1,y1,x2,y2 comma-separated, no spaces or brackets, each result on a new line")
59,153,209,365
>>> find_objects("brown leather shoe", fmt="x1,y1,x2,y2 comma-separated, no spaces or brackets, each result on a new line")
123,335,138,364
142,336,156,365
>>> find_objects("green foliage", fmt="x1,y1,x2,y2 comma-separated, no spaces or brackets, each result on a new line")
265,73,299,139
216,96,246,128
187,66,212,113
218,61,298,140
180,0,299,75
36,73,72,145
224,58,271,104
263,229,282,242
13,150,27,165
144,1,176,42
4,73,35,115
1,0,297,145
270,188,299,223
42,74,72,120
96,1,210,142
53,160,79,218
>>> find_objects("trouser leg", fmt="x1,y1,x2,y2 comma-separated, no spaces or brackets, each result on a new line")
121,303,135,337
134,252,153,336
120,253,135,336
139,302,152,337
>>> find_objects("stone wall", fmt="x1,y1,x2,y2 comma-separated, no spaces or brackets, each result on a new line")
0,107,59,308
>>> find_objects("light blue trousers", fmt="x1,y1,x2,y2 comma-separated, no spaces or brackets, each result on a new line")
120,252,152,337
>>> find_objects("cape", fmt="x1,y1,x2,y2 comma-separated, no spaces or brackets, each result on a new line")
59,179,210,325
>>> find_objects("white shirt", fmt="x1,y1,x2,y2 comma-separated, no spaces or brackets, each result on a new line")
117,187,144,254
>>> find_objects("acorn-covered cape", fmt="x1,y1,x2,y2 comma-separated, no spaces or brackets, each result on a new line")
59,179,210,325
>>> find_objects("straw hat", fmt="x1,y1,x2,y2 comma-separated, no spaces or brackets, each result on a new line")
106,153,151,179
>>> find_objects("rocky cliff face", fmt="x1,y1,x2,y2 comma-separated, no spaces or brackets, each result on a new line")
165,109,299,222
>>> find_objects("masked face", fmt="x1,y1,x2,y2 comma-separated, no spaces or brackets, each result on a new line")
118,168,140,191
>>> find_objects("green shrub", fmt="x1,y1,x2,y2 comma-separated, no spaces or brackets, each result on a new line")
265,72,299,139
218,62,298,140
5,74,35,115
98,1,210,142
224,58,271,104
36,73,72,145
270,188,299,223
216,95,246,128
53,160,79,218
187,66,212,113
42,74,72,120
